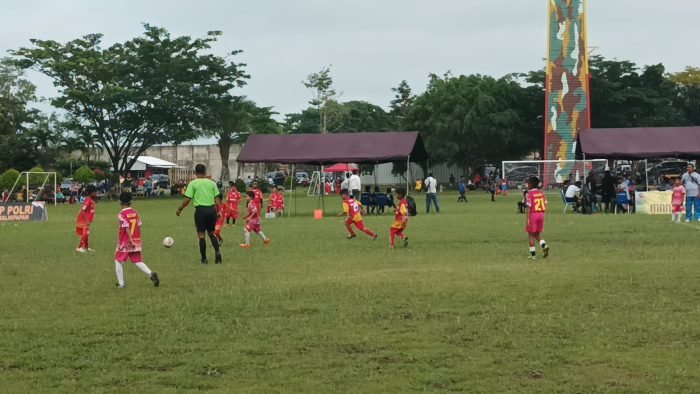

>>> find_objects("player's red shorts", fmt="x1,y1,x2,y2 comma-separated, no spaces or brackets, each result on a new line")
526,213,545,233
115,251,143,263
246,222,262,233
226,208,238,219
75,227,89,237
346,218,366,230
673,204,684,213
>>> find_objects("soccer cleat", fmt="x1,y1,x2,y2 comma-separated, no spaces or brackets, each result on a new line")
87,248,96,252
403,237,409,248
686,219,691,223
200,258,208,265
372,234,378,241
346,235,356,239
390,245,395,249
239,243,251,249
527,255,537,260
150,272,160,287
215,254,222,264
115,283,125,289
263,239,271,247
542,245,549,259
76,247,86,253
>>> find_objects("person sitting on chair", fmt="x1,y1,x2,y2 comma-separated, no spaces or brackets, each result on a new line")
564,181,582,212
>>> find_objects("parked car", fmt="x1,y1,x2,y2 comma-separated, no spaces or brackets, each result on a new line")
295,171,310,185
266,171,286,187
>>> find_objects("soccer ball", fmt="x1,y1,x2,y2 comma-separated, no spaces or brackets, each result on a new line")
163,237,174,248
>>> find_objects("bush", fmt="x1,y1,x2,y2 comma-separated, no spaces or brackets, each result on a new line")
28,166,46,187
256,180,270,194
234,178,247,193
48,170,63,184
73,165,96,184
0,169,20,190
283,176,294,190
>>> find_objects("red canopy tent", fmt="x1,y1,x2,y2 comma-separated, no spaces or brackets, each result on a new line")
323,163,359,173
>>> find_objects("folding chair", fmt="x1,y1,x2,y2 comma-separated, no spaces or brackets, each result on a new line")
561,190,576,214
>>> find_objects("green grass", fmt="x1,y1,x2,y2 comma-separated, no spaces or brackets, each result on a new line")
2,190,700,393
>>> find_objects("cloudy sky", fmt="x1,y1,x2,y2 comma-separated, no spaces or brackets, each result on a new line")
3,0,699,118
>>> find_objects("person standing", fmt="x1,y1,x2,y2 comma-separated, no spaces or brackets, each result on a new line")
176,164,223,264
144,177,153,198
114,192,159,288
424,172,440,213
122,172,134,193
681,163,700,222
457,176,468,202
524,176,549,260
671,178,686,223
601,170,616,213
225,182,241,225
75,185,97,253
349,169,361,199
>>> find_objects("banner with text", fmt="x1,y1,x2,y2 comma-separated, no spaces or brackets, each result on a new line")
0,202,48,222
635,191,673,215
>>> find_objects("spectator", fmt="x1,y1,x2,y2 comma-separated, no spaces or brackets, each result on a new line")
1,189,8,203
424,172,440,213
145,177,153,198
349,170,361,199
123,172,134,193
616,177,631,213
565,181,582,212
488,181,496,202
414,178,423,193
474,173,482,189
341,173,350,191
601,170,616,213
457,176,467,202
681,163,700,222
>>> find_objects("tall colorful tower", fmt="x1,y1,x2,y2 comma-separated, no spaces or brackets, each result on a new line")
545,0,590,181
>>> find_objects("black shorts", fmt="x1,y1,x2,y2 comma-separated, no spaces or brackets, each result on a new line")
194,206,217,233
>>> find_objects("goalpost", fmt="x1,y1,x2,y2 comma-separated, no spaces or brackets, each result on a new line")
502,159,607,190
6,172,58,205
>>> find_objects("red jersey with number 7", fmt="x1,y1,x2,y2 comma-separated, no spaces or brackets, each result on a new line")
117,207,142,252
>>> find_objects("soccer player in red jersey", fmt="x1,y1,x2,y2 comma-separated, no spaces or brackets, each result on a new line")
225,182,240,225
75,185,98,253
338,188,377,240
390,187,409,248
251,181,264,211
525,176,550,259
240,191,270,248
114,192,159,288
268,186,285,216
213,203,227,244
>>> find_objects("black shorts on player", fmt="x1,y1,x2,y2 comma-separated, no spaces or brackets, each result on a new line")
194,206,217,233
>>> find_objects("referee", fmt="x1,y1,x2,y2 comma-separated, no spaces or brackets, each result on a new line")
176,164,223,264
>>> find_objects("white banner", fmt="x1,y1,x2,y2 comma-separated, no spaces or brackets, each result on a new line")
635,191,673,215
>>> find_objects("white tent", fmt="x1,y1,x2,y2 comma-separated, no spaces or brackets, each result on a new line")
126,156,178,171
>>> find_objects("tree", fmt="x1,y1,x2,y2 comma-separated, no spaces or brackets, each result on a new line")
12,24,248,179
389,80,416,126
671,66,700,126
284,101,393,134
73,165,95,184
588,56,684,128
207,97,280,181
302,66,338,133
404,73,535,171
0,58,44,171
0,169,20,191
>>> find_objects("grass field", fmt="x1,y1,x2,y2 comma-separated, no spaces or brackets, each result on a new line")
2,190,700,393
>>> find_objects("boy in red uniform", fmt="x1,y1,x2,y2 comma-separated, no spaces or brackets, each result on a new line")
671,178,686,223
338,188,377,240
114,192,159,288
213,203,227,244
268,186,285,216
251,181,264,211
390,187,409,248
525,176,549,259
75,185,98,253
225,182,240,225
240,190,270,248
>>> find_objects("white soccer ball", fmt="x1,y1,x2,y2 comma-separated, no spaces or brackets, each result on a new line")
163,236,174,248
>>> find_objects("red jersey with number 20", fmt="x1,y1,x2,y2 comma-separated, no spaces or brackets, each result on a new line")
117,207,142,252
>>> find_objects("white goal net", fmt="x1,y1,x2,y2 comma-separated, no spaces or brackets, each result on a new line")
502,160,607,190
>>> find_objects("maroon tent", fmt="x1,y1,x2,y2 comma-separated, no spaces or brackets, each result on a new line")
236,131,428,164
578,127,700,159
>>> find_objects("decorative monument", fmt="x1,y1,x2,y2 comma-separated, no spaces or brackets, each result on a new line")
545,0,590,179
